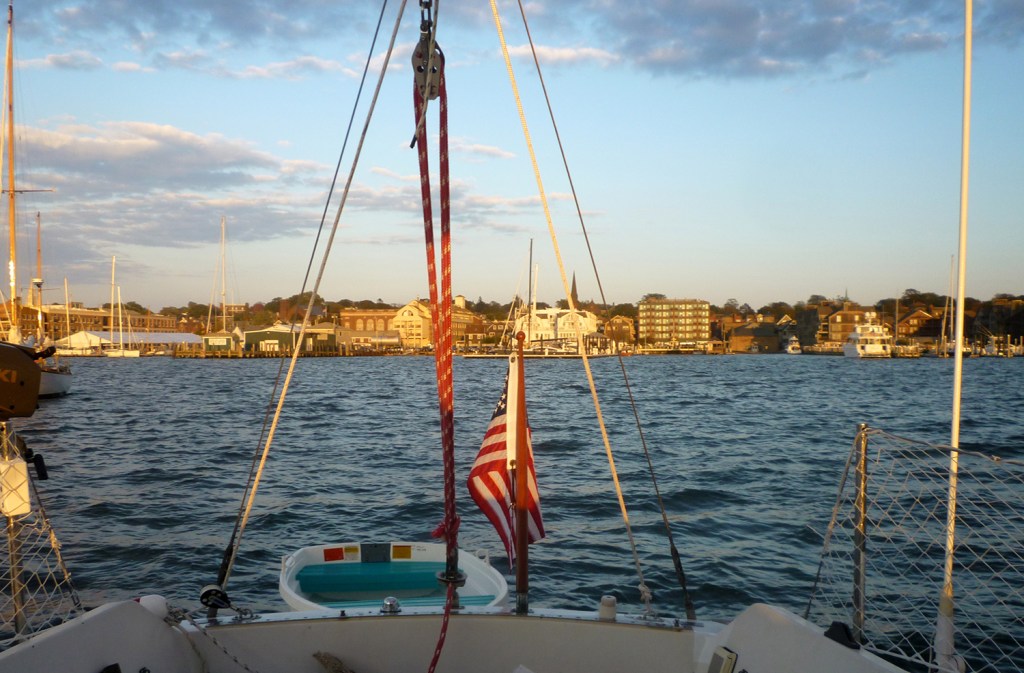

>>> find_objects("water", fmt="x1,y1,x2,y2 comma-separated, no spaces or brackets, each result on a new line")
13,354,1023,622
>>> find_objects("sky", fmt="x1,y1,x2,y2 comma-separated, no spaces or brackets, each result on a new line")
7,0,1024,313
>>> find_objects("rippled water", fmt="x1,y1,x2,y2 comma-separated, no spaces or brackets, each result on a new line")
14,354,1022,622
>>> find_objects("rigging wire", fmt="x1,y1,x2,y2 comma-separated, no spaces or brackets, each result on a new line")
208,0,403,609
512,0,696,620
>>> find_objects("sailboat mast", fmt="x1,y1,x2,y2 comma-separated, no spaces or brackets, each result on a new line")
117,286,124,349
5,3,17,331
32,211,42,340
220,215,227,332
109,255,115,348
935,2,971,669
63,276,70,341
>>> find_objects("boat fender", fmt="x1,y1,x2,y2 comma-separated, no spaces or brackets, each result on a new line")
598,595,617,620
133,594,169,619
14,435,48,480
823,621,860,649
32,453,47,480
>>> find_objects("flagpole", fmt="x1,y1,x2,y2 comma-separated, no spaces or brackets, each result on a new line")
513,331,530,614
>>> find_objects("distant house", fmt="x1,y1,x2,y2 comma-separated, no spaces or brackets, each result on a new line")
604,315,636,349
797,302,878,346
895,308,933,342
244,323,301,353
390,298,485,350
392,300,434,349
301,322,341,354
514,307,599,349
203,329,241,353
728,317,781,353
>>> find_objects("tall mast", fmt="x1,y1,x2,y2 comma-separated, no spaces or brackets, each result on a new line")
5,2,17,335
63,276,70,341
32,210,41,339
935,2,972,669
220,216,226,332
109,255,115,347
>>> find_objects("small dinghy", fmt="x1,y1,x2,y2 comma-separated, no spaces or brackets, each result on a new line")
279,542,508,611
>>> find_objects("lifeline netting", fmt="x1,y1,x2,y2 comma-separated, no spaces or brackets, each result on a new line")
1,427,82,649
806,426,1023,673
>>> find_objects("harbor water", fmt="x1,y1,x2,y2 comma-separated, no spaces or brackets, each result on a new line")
14,354,1023,622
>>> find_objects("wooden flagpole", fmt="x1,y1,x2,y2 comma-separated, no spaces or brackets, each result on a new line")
513,331,530,614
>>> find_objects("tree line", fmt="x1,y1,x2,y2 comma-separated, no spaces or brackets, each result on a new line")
148,288,1024,337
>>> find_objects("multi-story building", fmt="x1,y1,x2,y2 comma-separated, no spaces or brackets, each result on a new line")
15,303,178,342
337,308,398,333
637,298,710,347
513,307,599,349
390,298,484,349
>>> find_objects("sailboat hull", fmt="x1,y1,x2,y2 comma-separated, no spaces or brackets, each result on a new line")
38,365,72,398
105,349,141,358
0,597,909,673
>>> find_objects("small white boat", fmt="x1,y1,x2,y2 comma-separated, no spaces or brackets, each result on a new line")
843,323,892,358
784,336,802,354
279,541,508,610
104,348,141,358
38,363,73,397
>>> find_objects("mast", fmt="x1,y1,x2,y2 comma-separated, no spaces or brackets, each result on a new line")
32,211,41,340
117,286,124,349
5,2,18,340
935,2,971,669
63,277,70,342
109,256,115,348
220,215,227,332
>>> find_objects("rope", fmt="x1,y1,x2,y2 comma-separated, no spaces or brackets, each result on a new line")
412,6,460,671
488,0,655,614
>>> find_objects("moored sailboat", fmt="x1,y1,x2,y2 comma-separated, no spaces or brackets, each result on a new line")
104,257,140,358
0,3,71,396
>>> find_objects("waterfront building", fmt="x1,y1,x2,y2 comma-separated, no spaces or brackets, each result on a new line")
513,307,599,350
203,328,243,354
604,315,636,350
12,303,179,342
244,323,301,354
637,297,710,348
825,303,878,344
337,307,396,333
390,298,485,350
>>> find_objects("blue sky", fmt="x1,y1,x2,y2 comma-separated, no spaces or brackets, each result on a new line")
8,0,1024,312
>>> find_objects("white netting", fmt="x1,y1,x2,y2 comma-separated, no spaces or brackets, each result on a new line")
806,426,1024,673
1,427,82,648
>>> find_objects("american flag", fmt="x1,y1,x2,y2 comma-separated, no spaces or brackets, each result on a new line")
467,355,545,567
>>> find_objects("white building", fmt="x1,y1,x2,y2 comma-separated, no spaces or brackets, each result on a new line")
513,308,598,349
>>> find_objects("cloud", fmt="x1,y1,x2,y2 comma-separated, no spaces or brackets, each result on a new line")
234,56,348,80
112,61,155,73
22,51,104,70
16,119,330,270
508,44,620,67
21,1,1021,82
450,138,515,159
